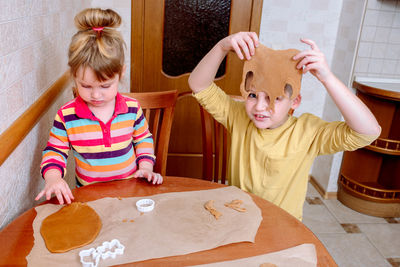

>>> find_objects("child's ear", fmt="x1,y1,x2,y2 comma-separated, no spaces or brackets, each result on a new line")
119,64,127,81
72,87,78,98
291,94,301,109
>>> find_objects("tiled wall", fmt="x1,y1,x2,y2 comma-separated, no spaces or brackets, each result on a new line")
355,0,400,79
0,1,89,133
0,1,131,229
259,0,344,119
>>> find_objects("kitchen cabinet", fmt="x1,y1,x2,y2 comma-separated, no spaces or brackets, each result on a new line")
338,78,400,217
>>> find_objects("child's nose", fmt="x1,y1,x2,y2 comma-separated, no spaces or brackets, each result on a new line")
91,88,101,98
255,96,268,110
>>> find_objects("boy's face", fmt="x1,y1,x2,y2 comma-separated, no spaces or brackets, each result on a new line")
74,66,120,109
245,90,300,129
240,44,302,112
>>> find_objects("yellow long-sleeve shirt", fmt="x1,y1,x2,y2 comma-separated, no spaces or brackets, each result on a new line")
194,83,378,220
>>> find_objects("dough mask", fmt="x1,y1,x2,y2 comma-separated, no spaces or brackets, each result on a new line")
239,44,303,111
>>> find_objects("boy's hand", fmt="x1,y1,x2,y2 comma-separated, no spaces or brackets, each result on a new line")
133,168,163,185
293,38,333,84
35,174,74,205
220,32,259,60
189,31,258,93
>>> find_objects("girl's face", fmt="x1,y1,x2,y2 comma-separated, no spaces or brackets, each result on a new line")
74,67,120,109
245,91,300,129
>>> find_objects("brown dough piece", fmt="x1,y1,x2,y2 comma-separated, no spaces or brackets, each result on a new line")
224,199,246,212
40,202,102,253
260,263,277,267
204,200,222,220
239,44,302,111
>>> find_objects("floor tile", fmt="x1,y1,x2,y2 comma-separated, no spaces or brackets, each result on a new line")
304,183,399,266
317,233,392,267
358,223,400,258
302,202,345,234
323,199,387,224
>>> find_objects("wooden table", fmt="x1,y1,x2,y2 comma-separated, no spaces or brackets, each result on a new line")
0,176,337,266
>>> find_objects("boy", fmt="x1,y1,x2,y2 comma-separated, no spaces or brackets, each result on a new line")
188,32,381,220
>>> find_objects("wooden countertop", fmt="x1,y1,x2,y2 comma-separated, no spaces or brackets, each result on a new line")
353,77,400,101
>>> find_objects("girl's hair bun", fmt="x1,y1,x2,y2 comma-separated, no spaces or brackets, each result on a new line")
68,8,125,81
74,8,121,31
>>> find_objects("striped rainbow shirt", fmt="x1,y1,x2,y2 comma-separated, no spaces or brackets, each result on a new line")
40,92,155,186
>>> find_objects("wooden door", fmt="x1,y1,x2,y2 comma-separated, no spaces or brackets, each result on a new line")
131,0,263,178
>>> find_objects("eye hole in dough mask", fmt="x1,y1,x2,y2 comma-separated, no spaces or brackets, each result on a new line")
240,44,303,112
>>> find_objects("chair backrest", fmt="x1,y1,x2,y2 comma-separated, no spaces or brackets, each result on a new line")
123,90,178,176
199,105,229,184
198,94,244,184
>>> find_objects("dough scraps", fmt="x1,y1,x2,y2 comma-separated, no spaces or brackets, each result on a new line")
204,200,222,220
40,202,102,253
260,263,277,267
224,199,246,212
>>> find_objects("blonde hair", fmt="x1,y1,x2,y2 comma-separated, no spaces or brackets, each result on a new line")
68,8,125,81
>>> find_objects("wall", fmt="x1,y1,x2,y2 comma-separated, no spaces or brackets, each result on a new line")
354,0,400,79
0,0,131,229
259,0,344,119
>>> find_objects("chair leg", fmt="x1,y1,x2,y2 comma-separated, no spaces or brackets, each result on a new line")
200,106,213,181
214,120,220,183
221,128,228,185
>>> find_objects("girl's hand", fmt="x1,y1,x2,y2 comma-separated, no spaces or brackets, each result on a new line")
293,38,333,84
35,174,74,205
133,168,163,185
219,32,259,60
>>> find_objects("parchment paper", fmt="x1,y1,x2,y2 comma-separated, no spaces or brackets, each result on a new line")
192,243,317,267
27,186,262,266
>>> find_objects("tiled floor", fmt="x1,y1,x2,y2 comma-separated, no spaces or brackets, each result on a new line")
303,182,400,267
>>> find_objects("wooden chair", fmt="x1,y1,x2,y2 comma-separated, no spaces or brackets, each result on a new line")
123,90,178,176
198,94,244,184
176,91,226,183
199,106,229,184
176,92,245,184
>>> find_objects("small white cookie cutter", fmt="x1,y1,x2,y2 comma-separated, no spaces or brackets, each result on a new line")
136,198,155,212
79,239,125,267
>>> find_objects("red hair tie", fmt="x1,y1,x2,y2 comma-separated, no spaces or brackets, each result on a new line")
92,27,104,32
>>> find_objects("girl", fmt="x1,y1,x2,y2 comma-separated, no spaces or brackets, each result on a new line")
35,8,162,205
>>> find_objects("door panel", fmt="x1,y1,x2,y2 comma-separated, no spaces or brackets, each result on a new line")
131,0,263,178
